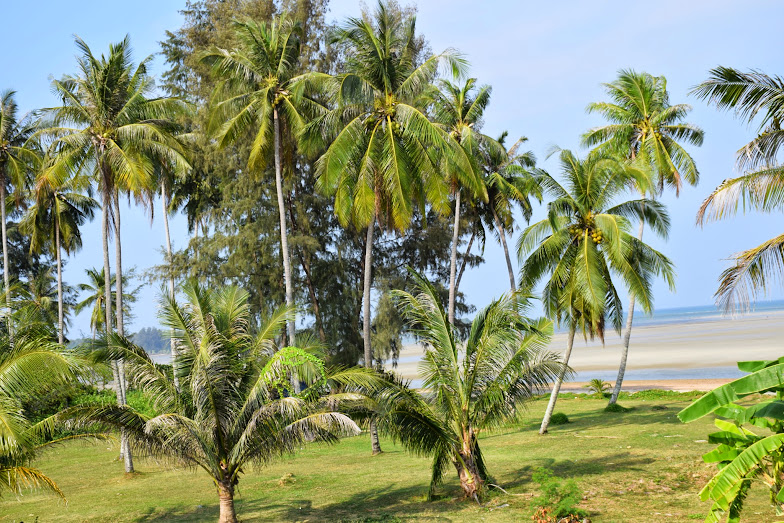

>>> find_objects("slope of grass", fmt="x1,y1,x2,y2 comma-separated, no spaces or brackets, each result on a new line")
1,394,773,522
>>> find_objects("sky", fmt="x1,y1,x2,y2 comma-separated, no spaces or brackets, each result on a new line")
1,0,782,337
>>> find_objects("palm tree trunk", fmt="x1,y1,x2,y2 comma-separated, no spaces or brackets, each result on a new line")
273,107,295,348
363,217,382,455
1,176,12,340
55,224,64,345
609,220,644,405
448,190,461,325
454,230,475,297
113,192,134,474
455,433,484,502
493,208,516,292
540,325,576,434
161,185,179,391
218,482,237,523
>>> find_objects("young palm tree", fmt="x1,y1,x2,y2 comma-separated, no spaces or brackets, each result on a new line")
43,36,189,472
74,268,136,340
0,90,38,336
517,150,674,433
306,1,468,453
429,77,492,325
692,67,784,312
21,170,96,344
376,270,562,500
201,17,316,347
67,283,375,523
582,70,703,404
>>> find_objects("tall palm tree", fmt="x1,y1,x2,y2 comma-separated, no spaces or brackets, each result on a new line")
0,90,38,337
378,271,562,500
582,70,703,404
517,150,674,433
306,0,469,453
430,77,491,325
692,67,784,312
67,283,376,523
201,17,315,348
74,267,136,340
21,170,96,344
43,35,189,473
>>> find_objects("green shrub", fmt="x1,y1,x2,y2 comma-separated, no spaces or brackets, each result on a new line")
583,378,611,397
550,412,570,425
530,467,587,519
604,402,631,413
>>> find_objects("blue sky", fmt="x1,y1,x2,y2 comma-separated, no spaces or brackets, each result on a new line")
1,0,782,337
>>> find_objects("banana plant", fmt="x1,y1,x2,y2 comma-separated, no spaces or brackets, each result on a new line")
679,357,784,522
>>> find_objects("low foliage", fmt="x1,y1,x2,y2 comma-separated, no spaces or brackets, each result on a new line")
530,467,587,519
549,413,570,425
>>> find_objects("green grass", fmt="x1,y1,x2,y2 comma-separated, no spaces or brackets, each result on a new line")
1,395,775,522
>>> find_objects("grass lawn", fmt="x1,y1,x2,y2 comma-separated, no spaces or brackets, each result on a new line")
1,393,775,522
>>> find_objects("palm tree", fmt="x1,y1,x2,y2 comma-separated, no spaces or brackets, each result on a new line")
429,77,492,325
376,270,562,500
692,67,784,312
43,36,189,473
67,283,375,523
74,267,136,339
517,150,674,433
21,170,96,344
306,0,468,453
582,70,703,404
201,17,316,348
0,90,38,337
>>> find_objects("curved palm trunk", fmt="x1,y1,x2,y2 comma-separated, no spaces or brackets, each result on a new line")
273,108,296,347
493,208,516,292
363,217,382,455
540,325,576,434
609,221,644,405
455,432,484,501
161,185,179,391
448,190,461,325
218,482,237,523
113,192,134,473
1,175,12,340
55,224,64,345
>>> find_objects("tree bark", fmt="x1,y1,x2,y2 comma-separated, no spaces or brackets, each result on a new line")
540,325,576,434
448,190,461,325
363,217,382,455
455,436,484,501
1,175,12,340
113,191,134,474
609,220,645,405
55,223,64,345
218,483,238,523
273,107,296,348
161,185,179,391
493,208,516,292
454,230,475,297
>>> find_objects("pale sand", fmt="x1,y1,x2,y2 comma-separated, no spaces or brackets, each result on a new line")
386,308,784,391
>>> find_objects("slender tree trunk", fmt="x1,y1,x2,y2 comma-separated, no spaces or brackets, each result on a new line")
363,217,382,455
540,325,576,434
1,176,12,340
55,224,64,345
217,483,237,523
455,434,484,501
161,185,179,391
454,230,475,297
493,208,516,292
609,221,645,405
273,107,295,347
113,192,134,474
448,190,461,325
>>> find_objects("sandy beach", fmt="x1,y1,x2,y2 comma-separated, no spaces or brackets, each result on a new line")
387,308,784,391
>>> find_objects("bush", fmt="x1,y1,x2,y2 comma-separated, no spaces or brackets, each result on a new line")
550,412,570,425
583,378,611,397
604,402,631,413
530,467,587,519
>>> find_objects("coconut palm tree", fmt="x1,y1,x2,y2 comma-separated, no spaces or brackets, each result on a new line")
66,283,375,523
305,0,469,453
692,67,784,312
517,150,674,433
21,170,96,344
74,268,136,340
582,70,703,404
429,77,492,325
0,90,39,337
376,270,562,500
43,35,190,472
201,16,317,348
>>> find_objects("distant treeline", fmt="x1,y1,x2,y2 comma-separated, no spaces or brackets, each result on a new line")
71,327,169,355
